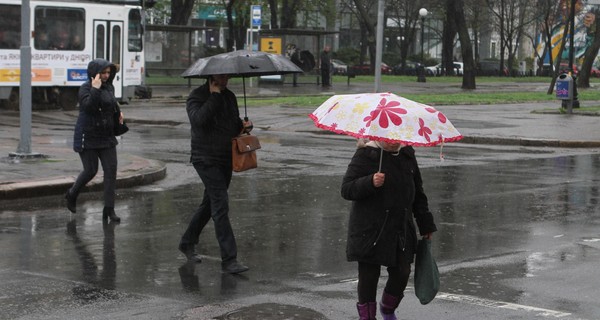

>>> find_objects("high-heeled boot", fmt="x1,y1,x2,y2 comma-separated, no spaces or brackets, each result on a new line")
379,291,402,320
102,206,121,222
357,301,377,320
65,190,77,213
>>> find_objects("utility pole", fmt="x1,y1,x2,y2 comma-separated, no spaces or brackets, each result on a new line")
11,0,42,159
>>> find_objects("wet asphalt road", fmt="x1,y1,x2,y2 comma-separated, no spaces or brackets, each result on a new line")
1,98,600,319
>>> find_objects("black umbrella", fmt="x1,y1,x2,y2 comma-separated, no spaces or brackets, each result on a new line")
181,50,303,119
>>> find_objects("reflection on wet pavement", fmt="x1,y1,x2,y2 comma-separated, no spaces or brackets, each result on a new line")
1,153,600,318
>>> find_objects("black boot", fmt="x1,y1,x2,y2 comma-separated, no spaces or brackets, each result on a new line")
102,206,121,222
222,260,249,274
65,190,77,213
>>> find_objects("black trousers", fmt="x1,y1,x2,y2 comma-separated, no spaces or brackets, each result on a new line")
180,163,238,264
321,69,331,86
357,259,412,303
70,147,117,208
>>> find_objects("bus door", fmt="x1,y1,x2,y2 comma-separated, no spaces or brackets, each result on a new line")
93,20,123,98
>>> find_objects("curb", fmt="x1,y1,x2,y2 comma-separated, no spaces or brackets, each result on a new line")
303,129,600,148
460,136,600,148
0,155,166,200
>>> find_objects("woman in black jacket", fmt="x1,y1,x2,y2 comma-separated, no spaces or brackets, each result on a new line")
341,140,437,320
65,59,123,222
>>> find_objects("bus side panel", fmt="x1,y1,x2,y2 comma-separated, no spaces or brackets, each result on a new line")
0,1,144,106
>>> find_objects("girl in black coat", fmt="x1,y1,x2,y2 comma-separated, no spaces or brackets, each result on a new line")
341,139,437,320
65,59,123,222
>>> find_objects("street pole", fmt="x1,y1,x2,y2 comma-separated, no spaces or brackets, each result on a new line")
11,0,41,159
568,0,580,108
417,8,428,83
374,0,384,93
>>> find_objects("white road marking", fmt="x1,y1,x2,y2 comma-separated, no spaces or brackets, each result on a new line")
436,292,575,318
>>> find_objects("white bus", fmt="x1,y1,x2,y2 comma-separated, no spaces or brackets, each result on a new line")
0,0,145,109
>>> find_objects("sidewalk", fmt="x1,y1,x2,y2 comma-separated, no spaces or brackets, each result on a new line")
1,80,599,200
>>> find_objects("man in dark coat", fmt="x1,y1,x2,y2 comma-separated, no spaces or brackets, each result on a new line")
179,74,252,274
341,140,437,320
65,58,123,223
321,45,332,88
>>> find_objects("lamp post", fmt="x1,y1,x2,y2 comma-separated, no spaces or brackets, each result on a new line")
566,0,580,109
417,8,428,82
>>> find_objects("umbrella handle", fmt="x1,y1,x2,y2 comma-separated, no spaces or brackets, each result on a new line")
378,148,383,172
242,77,248,119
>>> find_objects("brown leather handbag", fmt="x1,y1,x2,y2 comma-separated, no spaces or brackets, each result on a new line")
232,134,261,172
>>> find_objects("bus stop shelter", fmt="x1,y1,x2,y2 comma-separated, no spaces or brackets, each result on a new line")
258,29,338,86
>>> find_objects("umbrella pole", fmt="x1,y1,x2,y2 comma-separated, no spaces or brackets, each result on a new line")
378,148,383,172
242,77,248,121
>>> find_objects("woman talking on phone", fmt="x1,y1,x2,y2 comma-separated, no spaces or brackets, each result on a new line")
65,58,124,223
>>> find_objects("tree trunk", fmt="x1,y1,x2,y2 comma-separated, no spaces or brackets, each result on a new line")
498,0,506,77
443,0,458,75
353,0,377,74
169,0,195,25
267,0,279,29
225,0,235,51
452,0,476,89
578,10,600,88
281,0,301,28
547,23,570,94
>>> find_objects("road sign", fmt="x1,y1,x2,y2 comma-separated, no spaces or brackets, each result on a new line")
251,5,261,27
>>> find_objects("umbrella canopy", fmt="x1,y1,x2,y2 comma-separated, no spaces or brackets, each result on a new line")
309,92,462,147
181,50,303,78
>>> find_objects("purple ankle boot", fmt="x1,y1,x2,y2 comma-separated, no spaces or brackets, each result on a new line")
357,301,377,320
379,291,402,320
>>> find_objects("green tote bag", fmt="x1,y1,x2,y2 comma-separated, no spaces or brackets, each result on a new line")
414,238,440,305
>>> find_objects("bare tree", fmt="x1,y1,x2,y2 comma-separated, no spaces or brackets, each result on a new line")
353,0,378,70
485,0,538,76
449,0,476,88
578,9,600,88
527,0,561,76
386,0,424,71
547,11,571,94
442,0,458,74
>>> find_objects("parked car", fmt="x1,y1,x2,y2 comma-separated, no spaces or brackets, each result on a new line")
425,62,463,76
538,63,555,76
392,61,421,76
538,62,579,77
591,66,600,78
331,59,348,75
477,60,509,76
559,62,578,76
350,62,393,75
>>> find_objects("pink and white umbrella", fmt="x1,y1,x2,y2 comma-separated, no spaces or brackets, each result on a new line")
309,92,462,147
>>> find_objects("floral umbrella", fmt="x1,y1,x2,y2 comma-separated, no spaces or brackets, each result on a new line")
309,92,463,169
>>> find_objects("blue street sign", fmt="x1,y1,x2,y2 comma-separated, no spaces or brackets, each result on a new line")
251,5,261,27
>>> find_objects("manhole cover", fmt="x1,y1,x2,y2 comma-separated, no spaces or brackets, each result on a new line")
215,303,328,320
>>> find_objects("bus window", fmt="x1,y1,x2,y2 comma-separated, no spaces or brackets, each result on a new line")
112,25,121,65
128,9,143,52
96,25,105,58
34,7,85,51
0,4,21,49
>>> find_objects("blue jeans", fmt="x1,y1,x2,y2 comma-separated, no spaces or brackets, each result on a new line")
180,163,237,263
